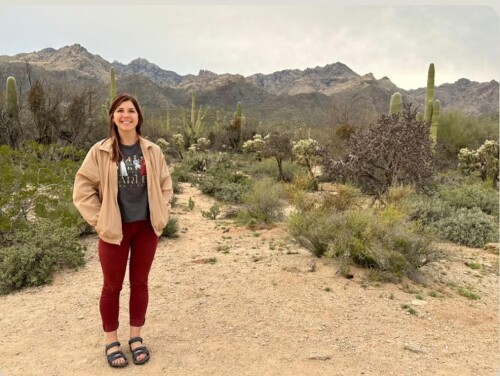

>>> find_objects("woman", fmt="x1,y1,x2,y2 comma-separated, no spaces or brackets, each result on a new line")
73,93,173,367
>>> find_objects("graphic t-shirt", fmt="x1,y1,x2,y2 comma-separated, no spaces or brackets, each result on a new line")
117,141,149,222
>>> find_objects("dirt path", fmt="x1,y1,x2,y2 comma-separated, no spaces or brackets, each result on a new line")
1,183,498,376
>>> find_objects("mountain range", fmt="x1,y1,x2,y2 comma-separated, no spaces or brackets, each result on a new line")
0,44,498,128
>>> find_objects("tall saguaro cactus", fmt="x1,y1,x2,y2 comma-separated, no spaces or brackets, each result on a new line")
102,66,116,120
228,101,244,149
423,63,440,142
6,76,19,118
4,76,21,146
389,92,402,115
181,92,208,147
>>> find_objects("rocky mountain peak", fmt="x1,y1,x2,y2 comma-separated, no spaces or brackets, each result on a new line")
198,69,218,78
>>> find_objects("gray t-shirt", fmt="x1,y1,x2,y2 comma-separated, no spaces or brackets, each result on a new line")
117,141,149,222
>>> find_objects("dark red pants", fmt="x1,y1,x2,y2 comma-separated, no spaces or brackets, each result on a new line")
98,219,158,332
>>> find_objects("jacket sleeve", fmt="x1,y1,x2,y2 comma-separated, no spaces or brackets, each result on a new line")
159,152,173,211
73,146,101,227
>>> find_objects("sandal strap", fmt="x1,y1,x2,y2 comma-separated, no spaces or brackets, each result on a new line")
128,336,144,345
131,346,150,356
106,350,128,367
105,341,121,352
107,350,126,361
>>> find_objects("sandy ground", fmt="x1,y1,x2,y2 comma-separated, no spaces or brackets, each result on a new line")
0,183,499,376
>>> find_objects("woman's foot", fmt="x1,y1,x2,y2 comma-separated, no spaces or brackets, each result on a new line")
105,341,128,368
128,337,150,365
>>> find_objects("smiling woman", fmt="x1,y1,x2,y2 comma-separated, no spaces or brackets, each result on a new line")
113,100,140,140
73,93,173,368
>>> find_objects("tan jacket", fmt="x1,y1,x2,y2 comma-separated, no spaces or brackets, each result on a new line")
73,137,173,245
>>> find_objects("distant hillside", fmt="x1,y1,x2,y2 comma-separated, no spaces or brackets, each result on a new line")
0,44,497,127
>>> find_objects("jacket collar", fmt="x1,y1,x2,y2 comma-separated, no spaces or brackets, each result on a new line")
98,136,153,153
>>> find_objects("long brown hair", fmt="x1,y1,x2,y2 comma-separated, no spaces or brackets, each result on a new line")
107,93,144,162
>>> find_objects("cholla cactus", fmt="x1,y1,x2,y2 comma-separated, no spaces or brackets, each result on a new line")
242,134,266,161
194,137,211,152
188,138,211,153
156,138,171,155
293,139,320,173
292,138,320,190
173,133,185,159
458,140,499,188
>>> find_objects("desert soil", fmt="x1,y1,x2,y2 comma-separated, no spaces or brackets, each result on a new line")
0,183,498,376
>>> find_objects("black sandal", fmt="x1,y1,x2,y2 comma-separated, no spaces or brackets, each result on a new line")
105,341,128,368
128,336,150,365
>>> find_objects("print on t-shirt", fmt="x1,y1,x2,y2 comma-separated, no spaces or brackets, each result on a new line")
118,154,147,187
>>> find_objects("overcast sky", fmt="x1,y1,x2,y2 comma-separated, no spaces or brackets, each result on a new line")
0,3,498,90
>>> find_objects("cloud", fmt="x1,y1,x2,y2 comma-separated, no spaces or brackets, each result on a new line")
0,4,497,89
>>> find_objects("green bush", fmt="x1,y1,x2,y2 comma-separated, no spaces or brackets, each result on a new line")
0,144,82,234
435,207,498,248
201,204,221,220
407,195,453,226
171,162,195,184
238,178,286,225
288,209,336,257
438,184,499,218
197,170,251,204
288,205,436,281
436,111,498,166
0,219,86,295
329,209,436,281
241,157,306,181
321,184,363,211
161,217,179,238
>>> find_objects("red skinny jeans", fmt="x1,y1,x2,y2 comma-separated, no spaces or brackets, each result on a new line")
98,219,158,332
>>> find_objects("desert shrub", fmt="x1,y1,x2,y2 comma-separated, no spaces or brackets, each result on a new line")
385,185,415,205
288,208,336,257
438,184,499,218
288,205,436,281
435,208,497,248
241,157,305,182
0,218,86,294
436,111,498,167
329,208,435,281
407,195,452,226
161,217,179,238
170,161,196,183
201,204,221,220
238,178,286,225
291,169,318,192
322,184,363,211
197,169,251,204
0,144,84,235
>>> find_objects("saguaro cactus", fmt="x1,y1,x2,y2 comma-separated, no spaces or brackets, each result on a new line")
4,76,21,146
109,66,116,100
430,99,440,141
6,76,19,118
102,66,116,120
181,92,209,147
389,92,402,115
228,101,244,149
423,63,440,142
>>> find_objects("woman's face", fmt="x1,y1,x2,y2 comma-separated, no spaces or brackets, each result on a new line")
113,100,139,133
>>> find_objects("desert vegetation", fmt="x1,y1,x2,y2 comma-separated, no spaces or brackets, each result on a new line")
0,64,498,295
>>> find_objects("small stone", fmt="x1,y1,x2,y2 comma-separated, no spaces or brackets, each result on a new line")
308,354,331,361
